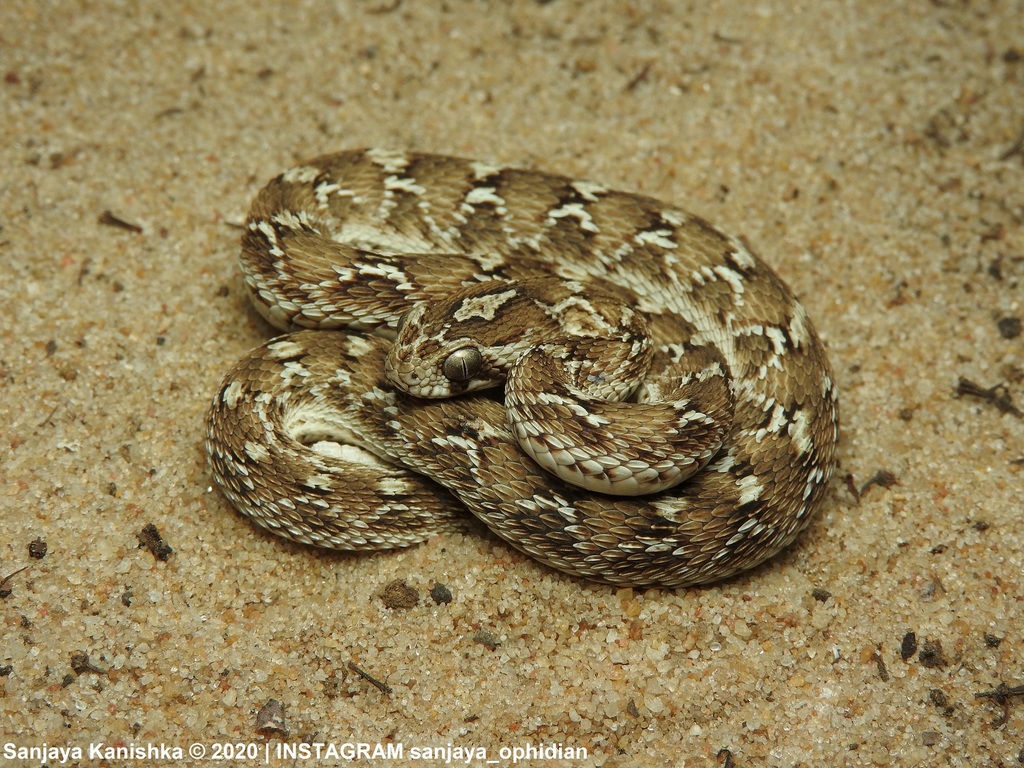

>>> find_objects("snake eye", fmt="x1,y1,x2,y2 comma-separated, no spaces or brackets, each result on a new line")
443,347,483,382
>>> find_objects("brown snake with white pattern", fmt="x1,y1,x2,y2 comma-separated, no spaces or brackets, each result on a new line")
205,149,839,587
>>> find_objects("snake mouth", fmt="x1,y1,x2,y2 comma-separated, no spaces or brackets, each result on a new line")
383,352,452,398
383,354,423,394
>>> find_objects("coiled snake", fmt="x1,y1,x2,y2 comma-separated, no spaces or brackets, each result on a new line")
206,150,839,587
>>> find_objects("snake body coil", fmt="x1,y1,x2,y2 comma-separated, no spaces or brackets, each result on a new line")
206,149,839,587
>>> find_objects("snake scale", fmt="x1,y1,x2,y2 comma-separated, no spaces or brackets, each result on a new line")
205,149,839,587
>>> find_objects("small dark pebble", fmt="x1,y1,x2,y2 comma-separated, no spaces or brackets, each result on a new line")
901,632,918,661
380,580,419,610
121,587,133,607
472,630,500,650
137,523,173,561
70,652,108,675
430,583,453,604
929,688,955,717
28,538,47,559
811,588,832,603
0,665,12,677
997,316,1022,339
918,639,948,668
255,698,287,734
983,632,1003,648
921,731,941,747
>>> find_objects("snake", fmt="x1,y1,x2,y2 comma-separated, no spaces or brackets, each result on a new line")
205,149,839,588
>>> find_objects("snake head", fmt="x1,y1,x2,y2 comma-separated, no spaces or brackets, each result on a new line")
384,302,509,398
384,278,638,399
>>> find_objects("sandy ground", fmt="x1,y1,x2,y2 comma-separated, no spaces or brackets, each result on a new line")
2,1,1022,766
